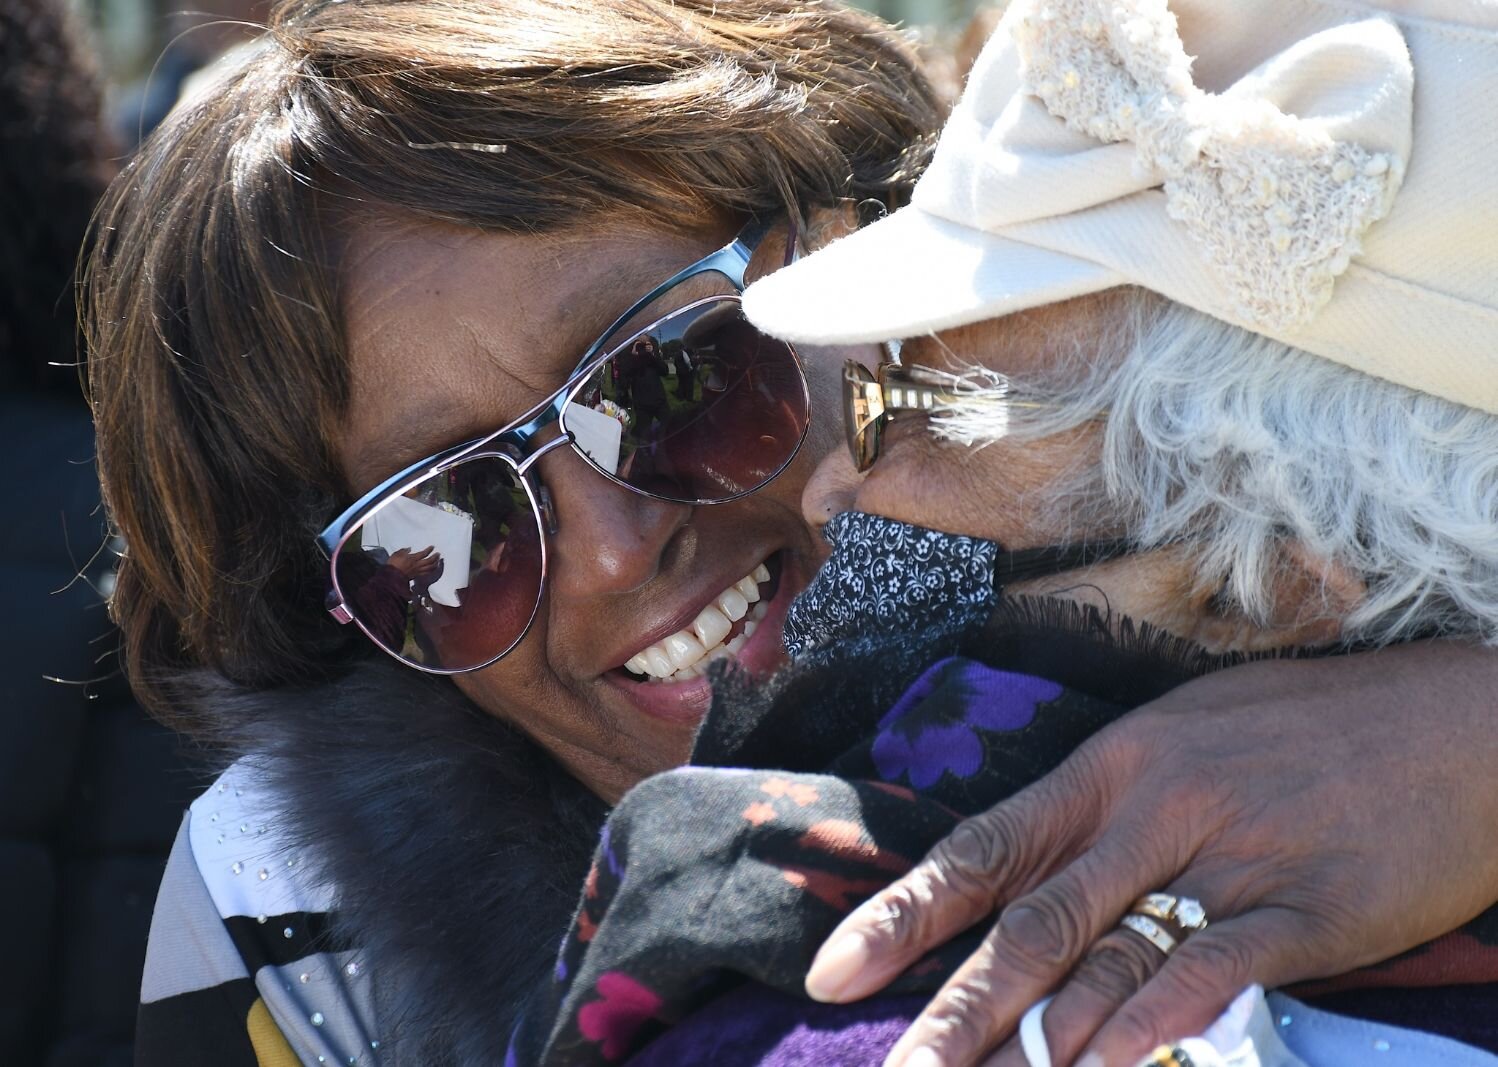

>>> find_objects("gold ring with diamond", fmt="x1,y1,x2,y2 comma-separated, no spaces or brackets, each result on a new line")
1132,892,1210,934
1118,912,1179,956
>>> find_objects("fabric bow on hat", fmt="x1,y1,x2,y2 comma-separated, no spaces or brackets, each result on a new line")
745,0,1498,414
1009,0,1411,331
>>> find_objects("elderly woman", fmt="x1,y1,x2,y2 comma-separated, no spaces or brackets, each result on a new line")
744,1,1498,1064
84,0,1498,1064
497,1,1498,1065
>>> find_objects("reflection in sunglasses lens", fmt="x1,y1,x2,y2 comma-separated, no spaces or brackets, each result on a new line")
568,300,808,502
334,455,543,671
333,303,804,672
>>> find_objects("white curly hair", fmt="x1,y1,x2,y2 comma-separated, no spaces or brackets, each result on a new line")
929,291,1498,646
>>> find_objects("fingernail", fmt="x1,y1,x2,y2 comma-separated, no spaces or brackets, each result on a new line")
1076,1053,1105,1067
806,931,871,1002
904,1048,946,1067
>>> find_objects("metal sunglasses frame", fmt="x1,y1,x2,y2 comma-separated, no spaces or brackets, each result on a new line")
842,359,1064,473
318,217,807,675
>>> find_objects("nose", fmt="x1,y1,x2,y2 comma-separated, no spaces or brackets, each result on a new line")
801,447,865,529
537,446,691,598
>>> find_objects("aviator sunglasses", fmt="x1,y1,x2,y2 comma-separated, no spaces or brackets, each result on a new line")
319,218,809,674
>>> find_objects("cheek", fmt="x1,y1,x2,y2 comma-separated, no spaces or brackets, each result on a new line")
852,440,990,536
448,611,560,727
851,433,1078,546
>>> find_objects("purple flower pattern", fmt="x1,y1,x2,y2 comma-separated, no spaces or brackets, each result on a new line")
872,659,1064,789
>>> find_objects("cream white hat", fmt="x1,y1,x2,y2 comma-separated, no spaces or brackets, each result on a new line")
743,0,1498,414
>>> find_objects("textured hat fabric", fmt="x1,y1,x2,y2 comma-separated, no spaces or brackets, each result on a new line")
743,0,1498,414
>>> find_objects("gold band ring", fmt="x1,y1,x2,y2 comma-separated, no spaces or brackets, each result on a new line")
1118,913,1179,956
1132,892,1210,934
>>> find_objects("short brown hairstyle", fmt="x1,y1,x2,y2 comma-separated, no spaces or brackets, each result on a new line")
86,0,942,722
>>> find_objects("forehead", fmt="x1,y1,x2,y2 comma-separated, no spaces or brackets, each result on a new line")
335,212,732,494
900,290,1132,377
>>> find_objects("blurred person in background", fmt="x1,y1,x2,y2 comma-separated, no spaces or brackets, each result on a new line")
0,0,199,1062
111,0,271,149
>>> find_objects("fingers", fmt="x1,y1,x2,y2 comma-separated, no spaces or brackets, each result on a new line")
877,832,1169,1067
944,907,1302,1067
806,808,1028,1005
887,882,1317,1067
986,922,1172,1067
808,765,1112,1005
1084,909,1315,1066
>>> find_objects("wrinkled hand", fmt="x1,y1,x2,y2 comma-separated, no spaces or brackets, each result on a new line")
805,642,1498,1067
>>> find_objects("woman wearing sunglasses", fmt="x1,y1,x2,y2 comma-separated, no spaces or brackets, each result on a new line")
86,0,1496,1064
92,1,937,1062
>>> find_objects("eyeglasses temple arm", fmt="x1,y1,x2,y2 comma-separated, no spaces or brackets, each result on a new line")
880,380,1067,417
567,217,767,377
880,382,1017,414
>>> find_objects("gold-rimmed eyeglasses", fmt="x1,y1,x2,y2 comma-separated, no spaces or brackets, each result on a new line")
841,360,1067,473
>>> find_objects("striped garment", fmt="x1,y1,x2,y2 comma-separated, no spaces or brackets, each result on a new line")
137,760,385,1066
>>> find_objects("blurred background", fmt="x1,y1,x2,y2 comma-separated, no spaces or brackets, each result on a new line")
0,1,986,1064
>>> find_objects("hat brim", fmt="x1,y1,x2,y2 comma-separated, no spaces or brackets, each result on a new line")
743,205,1126,345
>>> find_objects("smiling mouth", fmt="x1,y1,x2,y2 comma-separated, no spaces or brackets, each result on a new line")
620,557,780,684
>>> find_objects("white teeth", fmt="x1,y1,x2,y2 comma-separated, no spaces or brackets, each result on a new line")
622,559,775,682
717,587,749,623
691,605,733,649
642,647,674,678
663,632,707,670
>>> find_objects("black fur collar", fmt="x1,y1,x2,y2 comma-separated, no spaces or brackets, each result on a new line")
185,659,607,1064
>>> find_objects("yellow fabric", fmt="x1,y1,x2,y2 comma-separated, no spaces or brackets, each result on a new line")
246,998,300,1067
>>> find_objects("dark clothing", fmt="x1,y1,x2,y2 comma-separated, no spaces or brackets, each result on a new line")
0,395,200,1066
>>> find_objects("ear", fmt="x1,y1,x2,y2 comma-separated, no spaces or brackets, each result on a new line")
1197,540,1367,653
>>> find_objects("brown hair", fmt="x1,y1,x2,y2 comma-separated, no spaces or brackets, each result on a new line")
85,0,942,723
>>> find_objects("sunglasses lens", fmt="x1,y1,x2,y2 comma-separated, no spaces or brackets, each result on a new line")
567,298,808,503
842,361,880,472
332,455,543,671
